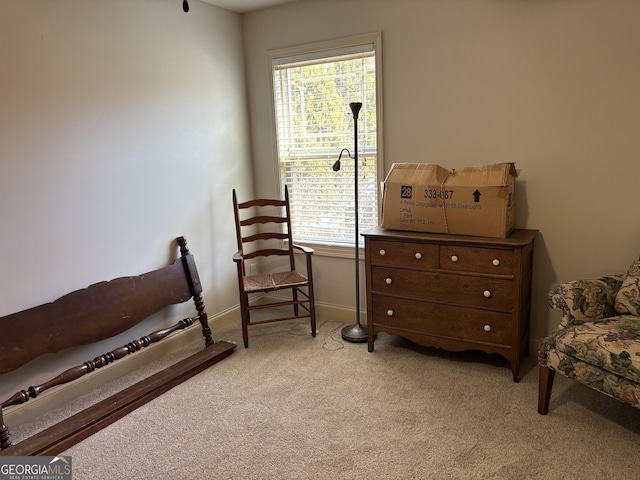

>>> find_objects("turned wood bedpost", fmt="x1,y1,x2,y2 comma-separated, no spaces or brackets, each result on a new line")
177,236,213,347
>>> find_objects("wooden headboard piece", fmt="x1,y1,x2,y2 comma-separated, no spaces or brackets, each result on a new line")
0,236,234,453
0,236,210,374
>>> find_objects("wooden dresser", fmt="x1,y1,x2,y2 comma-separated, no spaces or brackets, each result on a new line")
363,226,537,382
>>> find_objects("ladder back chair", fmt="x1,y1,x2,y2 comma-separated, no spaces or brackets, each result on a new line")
232,186,317,347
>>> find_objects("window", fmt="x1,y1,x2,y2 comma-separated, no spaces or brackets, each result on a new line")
268,33,383,251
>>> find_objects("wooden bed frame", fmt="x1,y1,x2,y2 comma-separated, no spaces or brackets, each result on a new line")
0,236,235,456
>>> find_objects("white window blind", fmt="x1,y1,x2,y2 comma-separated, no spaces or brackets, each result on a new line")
270,37,380,248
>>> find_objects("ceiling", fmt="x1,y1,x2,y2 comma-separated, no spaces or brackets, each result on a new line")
200,0,300,13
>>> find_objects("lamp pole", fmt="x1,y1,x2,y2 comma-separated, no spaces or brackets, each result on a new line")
340,102,367,343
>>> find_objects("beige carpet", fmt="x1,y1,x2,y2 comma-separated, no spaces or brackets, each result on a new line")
13,316,640,479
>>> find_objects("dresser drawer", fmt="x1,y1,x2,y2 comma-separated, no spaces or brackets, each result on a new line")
371,295,511,345
371,266,514,311
439,245,515,275
368,239,438,269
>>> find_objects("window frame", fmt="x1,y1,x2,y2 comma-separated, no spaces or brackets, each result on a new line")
266,32,384,258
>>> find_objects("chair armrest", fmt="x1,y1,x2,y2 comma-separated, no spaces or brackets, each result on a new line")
548,274,625,328
293,244,314,255
233,250,243,263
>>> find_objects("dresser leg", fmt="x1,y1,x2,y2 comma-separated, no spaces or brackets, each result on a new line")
511,361,520,383
368,335,375,352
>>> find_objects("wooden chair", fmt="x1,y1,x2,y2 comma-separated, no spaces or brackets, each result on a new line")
232,186,317,347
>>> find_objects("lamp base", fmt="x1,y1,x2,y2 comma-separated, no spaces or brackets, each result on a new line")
341,323,368,343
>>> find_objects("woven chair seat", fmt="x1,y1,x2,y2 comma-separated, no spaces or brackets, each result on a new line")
243,271,308,293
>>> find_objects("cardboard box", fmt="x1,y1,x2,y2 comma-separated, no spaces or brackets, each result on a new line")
381,162,516,238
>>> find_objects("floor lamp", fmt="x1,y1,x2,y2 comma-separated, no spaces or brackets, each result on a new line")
333,102,368,343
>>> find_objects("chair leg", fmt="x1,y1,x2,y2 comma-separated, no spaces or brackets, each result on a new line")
538,365,555,415
309,299,317,338
240,293,250,348
307,290,316,338
306,261,317,338
293,288,299,316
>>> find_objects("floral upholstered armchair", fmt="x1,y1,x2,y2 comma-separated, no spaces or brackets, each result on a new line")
538,259,640,414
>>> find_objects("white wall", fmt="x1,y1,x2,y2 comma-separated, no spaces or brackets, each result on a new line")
243,0,640,341
0,1,252,407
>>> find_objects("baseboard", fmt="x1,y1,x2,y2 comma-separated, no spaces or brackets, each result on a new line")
257,292,366,326
3,306,240,430
315,302,367,326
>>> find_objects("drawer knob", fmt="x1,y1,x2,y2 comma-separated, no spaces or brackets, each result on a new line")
483,290,491,298
379,249,386,256
415,252,422,260
483,324,492,332
451,255,459,263
387,309,394,317
385,277,392,285
492,259,500,267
